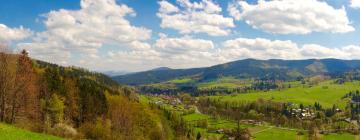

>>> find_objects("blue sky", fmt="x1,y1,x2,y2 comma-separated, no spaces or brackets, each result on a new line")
1,0,360,72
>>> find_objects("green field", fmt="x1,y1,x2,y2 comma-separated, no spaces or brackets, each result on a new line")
169,77,194,84
197,77,251,89
210,81,360,108
0,123,64,140
253,127,307,140
182,113,359,140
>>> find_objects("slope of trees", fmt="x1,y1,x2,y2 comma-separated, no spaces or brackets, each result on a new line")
0,47,176,139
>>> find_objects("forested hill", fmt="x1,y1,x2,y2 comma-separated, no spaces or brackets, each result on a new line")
0,51,175,139
113,59,360,85
35,60,119,88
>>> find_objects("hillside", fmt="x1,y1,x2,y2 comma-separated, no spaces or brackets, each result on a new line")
0,51,177,140
113,59,360,85
0,123,64,140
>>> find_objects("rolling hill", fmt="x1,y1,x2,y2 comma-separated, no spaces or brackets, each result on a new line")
113,59,360,85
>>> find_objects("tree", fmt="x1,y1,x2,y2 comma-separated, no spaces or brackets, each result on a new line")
0,46,15,122
308,125,321,140
196,132,201,140
47,94,65,125
63,78,79,125
10,50,40,124
232,127,251,140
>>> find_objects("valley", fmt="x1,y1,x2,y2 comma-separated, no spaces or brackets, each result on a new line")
2,50,360,139
112,59,360,139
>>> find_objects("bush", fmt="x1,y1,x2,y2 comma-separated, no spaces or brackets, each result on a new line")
50,123,78,138
79,119,111,140
197,119,208,128
297,131,305,135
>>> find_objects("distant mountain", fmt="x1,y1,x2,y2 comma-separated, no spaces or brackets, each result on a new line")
150,67,172,71
112,59,360,85
103,70,130,76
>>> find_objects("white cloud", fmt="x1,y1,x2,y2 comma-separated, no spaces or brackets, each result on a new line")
49,34,360,71
228,0,354,34
158,0,179,13
157,0,235,36
19,0,151,64
154,35,220,68
155,35,214,54
350,0,360,8
221,38,301,60
91,35,220,71
7,0,359,71
0,24,32,44
299,44,347,58
342,45,360,58
220,38,360,61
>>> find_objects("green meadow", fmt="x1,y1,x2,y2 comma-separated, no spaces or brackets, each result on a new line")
209,81,360,108
197,77,252,89
0,123,65,140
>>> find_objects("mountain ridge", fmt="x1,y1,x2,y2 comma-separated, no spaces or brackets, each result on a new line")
113,58,360,85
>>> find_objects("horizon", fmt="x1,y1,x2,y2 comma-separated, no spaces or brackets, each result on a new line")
108,58,360,74
1,0,360,72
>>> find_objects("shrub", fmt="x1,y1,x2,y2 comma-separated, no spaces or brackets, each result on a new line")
50,123,78,138
79,119,111,140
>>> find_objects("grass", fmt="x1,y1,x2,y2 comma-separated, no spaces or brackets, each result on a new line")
169,78,194,84
183,113,209,121
0,123,65,140
210,80,360,108
321,133,357,140
197,77,251,89
253,127,307,140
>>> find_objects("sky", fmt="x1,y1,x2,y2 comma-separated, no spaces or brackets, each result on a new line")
1,0,360,72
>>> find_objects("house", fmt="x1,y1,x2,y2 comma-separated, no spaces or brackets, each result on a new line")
155,101,163,105
216,129,224,134
345,118,358,125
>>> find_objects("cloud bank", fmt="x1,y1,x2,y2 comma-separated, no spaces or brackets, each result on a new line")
228,0,354,34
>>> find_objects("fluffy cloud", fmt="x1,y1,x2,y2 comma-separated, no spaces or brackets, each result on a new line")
351,0,360,8
299,44,347,58
155,34,214,54
154,35,219,68
221,38,360,61
88,35,219,71
19,0,151,64
228,0,354,34
0,24,32,44
157,0,235,36
221,38,301,60
103,36,360,71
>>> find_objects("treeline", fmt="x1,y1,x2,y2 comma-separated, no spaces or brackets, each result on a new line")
0,49,174,139
335,71,360,84
343,90,360,120
197,97,360,136
140,79,282,96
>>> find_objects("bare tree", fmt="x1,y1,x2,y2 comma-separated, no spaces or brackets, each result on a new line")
0,45,15,122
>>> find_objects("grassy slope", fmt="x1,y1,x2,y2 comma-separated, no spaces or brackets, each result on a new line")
163,76,252,89
197,77,251,89
169,78,194,84
0,123,64,140
253,128,307,140
210,81,360,108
